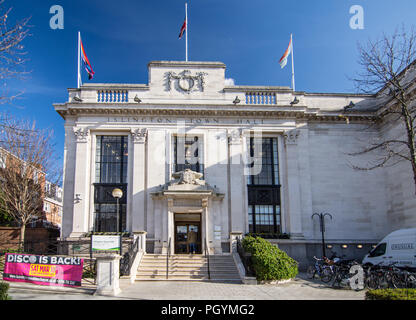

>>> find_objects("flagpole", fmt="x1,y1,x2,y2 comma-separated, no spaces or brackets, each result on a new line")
291,33,295,91
185,2,188,62
77,31,81,89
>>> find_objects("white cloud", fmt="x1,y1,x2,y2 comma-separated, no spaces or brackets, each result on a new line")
225,78,235,86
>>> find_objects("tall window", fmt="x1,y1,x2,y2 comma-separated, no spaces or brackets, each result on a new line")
247,137,281,234
94,136,128,232
173,135,204,176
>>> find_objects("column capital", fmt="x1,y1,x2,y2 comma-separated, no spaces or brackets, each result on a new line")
131,128,148,144
284,129,300,145
228,128,242,145
73,127,89,143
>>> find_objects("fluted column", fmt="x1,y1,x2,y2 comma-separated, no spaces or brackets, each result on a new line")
284,129,304,239
130,128,147,233
70,127,91,237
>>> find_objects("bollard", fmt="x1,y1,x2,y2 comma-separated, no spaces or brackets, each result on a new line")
95,254,121,296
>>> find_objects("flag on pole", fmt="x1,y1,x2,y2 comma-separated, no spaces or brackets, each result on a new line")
178,19,186,39
279,37,292,69
80,37,95,80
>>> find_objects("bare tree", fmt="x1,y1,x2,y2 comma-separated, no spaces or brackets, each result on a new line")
349,26,416,194
0,0,31,104
0,115,61,245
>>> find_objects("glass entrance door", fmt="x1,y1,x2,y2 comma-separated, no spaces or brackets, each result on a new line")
174,223,201,254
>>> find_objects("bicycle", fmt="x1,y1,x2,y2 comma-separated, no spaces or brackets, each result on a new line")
331,259,359,288
306,256,333,283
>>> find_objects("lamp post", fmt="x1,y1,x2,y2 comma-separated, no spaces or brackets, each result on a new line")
112,188,123,233
311,212,333,258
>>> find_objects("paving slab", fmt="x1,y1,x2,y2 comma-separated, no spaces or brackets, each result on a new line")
5,273,365,300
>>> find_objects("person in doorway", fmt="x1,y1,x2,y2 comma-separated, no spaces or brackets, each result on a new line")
188,228,197,254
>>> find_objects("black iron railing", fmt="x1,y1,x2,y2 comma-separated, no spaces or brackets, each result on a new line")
120,235,140,276
204,238,210,280
236,237,256,277
166,237,171,279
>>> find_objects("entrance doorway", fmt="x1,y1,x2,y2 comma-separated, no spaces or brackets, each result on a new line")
174,213,201,254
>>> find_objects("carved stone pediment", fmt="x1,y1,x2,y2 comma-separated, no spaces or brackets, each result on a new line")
150,169,224,200
172,169,204,186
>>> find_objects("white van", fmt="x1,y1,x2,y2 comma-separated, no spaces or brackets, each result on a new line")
362,228,416,268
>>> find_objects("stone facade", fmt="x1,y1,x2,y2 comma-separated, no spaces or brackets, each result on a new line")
54,60,415,268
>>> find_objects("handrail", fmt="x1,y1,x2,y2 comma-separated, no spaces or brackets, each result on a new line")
236,237,256,277
166,237,171,280
120,235,141,276
204,238,211,280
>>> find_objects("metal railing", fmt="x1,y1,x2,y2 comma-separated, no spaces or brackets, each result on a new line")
166,237,171,279
120,235,140,276
236,237,256,277
204,238,211,280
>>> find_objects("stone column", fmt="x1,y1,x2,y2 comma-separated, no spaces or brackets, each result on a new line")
130,128,147,233
95,254,121,296
228,129,245,235
70,127,91,237
284,129,304,239
167,199,174,255
202,198,209,254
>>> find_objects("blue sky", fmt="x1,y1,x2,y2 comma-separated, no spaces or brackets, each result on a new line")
3,0,416,164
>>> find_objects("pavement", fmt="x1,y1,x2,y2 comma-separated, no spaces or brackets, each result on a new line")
4,273,366,300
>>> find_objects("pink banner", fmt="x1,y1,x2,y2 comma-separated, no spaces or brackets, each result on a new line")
3,253,84,287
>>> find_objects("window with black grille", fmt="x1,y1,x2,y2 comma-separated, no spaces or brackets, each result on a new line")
247,137,281,234
93,136,128,232
173,135,204,176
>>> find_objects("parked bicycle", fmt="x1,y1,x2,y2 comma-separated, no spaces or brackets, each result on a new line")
306,256,334,283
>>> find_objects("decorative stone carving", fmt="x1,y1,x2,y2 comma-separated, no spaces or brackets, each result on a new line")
228,129,242,145
172,169,204,186
73,128,89,143
131,128,148,144
284,129,300,145
165,70,207,94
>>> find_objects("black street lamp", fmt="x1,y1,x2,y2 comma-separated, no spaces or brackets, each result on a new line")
112,188,123,233
312,212,333,258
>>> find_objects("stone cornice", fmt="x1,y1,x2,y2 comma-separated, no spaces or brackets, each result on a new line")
147,60,226,69
55,103,377,123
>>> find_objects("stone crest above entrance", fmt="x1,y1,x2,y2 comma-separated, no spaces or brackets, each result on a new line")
151,169,224,199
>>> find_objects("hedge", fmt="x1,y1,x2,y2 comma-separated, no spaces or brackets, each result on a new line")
242,236,298,281
366,289,416,300
0,282,10,300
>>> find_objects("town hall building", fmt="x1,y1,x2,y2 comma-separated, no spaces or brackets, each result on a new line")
54,60,416,267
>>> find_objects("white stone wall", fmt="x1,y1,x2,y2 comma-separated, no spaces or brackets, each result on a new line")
380,116,416,231
302,122,390,241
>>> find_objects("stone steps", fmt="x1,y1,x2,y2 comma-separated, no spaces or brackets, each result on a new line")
136,254,241,282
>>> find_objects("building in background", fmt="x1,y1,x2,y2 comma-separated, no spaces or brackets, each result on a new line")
0,147,62,233
42,181,63,231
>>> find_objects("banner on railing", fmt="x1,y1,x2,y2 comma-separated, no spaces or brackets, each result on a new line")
3,253,84,287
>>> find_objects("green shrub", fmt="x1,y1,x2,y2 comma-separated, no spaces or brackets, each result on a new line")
0,282,11,300
242,236,298,281
366,289,416,300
